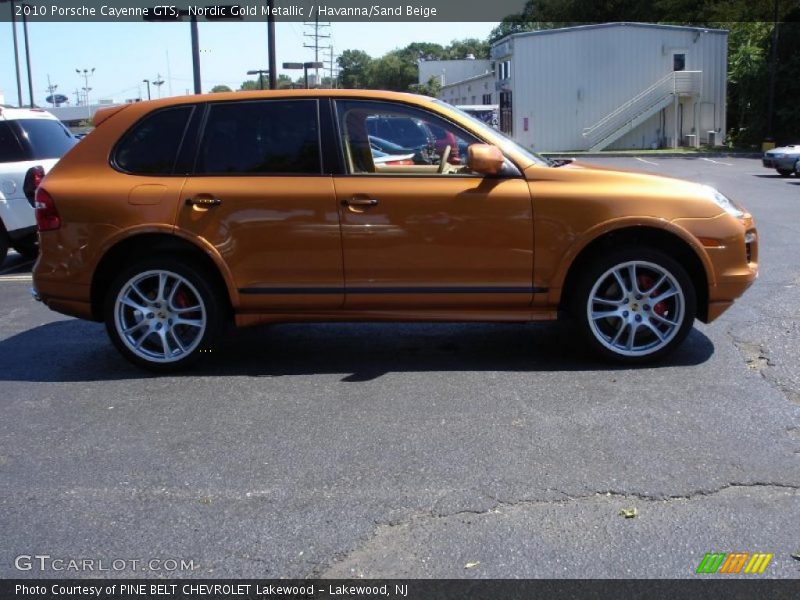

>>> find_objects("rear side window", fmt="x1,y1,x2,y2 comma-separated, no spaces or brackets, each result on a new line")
197,99,320,175
13,119,76,159
0,122,27,163
114,106,193,174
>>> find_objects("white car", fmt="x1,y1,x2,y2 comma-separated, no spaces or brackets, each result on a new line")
0,106,77,264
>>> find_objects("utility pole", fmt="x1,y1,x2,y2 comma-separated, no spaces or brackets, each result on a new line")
152,73,165,98
142,79,151,100
72,88,81,105
325,44,338,89
46,75,58,107
303,17,330,88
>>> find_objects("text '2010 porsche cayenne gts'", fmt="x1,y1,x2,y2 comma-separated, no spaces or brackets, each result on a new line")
32,90,758,370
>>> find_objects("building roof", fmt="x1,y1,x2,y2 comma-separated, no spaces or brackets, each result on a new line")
494,21,728,46
441,71,495,91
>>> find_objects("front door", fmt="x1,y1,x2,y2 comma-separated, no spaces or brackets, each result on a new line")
176,98,343,310
332,99,533,310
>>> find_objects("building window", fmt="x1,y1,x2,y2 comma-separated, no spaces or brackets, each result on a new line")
482,94,492,105
673,53,686,71
498,60,512,80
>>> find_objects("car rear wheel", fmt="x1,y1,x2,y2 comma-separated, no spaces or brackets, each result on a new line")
0,226,8,266
572,248,696,363
777,168,793,177
12,233,38,260
104,258,225,371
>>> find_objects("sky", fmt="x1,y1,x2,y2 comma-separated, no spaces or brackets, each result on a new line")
0,21,497,106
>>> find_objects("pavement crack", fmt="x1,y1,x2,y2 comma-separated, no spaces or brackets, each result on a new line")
727,330,800,405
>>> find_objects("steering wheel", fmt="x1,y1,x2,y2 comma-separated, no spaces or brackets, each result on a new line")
438,145,452,174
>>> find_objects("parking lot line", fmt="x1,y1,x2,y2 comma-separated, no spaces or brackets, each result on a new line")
0,274,33,282
634,157,658,165
701,157,734,166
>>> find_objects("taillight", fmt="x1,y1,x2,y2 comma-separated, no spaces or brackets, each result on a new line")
23,165,45,207
34,188,61,231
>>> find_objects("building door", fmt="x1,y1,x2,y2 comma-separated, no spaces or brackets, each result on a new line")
499,91,513,136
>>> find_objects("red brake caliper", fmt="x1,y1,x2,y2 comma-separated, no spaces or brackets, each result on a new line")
637,274,667,317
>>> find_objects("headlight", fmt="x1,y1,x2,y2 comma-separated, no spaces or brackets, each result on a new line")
772,153,785,158
703,186,744,218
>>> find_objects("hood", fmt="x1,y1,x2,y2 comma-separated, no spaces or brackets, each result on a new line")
766,145,800,155
524,159,739,219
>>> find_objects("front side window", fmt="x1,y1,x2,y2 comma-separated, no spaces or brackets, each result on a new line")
197,100,321,175
336,100,480,176
114,106,193,174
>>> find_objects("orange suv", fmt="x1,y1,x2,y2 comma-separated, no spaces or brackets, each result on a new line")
32,90,758,370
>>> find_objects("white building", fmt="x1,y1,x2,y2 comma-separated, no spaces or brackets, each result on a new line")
477,22,727,152
440,72,496,106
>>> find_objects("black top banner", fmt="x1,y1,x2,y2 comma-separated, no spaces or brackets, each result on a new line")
3,579,800,600
0,0,528,22
0,0,797,22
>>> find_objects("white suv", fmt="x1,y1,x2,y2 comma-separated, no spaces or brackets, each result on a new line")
0,106,76,265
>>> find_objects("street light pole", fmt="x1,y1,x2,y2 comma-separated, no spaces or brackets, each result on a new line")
283,62,324,91
190,14,202,93
20,3,34,106
1,0,24,107
143,79,151,100
75,68,95,106
247,69,269,90
266,0,276,89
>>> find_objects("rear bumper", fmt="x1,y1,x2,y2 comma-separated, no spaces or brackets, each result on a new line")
31,276,95,321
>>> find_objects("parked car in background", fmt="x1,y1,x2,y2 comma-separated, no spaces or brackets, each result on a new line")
456,104,500,129
0,106,76,264
762,144,800,176
32,90,757,370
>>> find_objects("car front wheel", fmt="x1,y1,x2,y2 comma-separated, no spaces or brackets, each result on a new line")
777,168,793,177
573,248,697,363
104,259,224,371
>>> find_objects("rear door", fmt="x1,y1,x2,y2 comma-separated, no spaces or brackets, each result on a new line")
176,98,343,310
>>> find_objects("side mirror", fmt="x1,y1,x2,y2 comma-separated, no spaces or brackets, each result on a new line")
467,144,505,175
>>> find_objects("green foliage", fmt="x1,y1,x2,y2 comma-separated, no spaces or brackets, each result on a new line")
409,76,443,97
338,49,374,88
239,80,260,91
209,85,232,93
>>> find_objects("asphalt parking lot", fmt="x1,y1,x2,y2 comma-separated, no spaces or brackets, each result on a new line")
0,157,798,579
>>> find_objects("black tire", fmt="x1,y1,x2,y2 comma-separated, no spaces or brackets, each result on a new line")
777,169,792,177
12,233,38,260
570,247,697,364
0,225,8,267
104,257,226,372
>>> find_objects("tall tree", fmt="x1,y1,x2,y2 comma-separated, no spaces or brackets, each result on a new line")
338,49,373,89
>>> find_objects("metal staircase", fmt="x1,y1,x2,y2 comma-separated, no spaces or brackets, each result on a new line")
582,71,701,151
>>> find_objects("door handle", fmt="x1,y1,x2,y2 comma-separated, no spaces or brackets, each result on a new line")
342,197,379,207
186,196,222,207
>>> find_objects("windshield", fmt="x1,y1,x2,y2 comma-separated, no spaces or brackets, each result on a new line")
434,99,551,167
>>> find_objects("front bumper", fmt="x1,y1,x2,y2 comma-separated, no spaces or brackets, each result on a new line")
763,156,797,170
